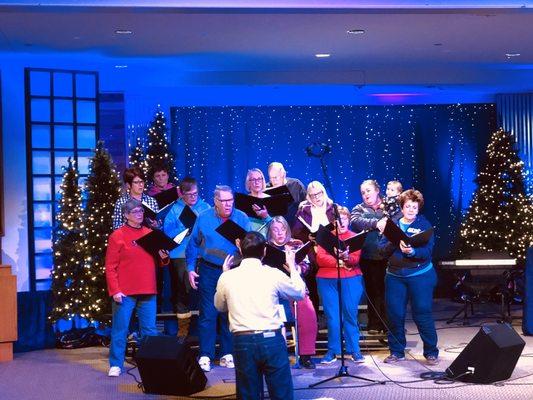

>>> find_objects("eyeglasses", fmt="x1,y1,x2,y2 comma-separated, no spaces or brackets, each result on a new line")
129,208,144,214
183,191,198,197
132,180,145,185
216,197,234,204
309,191,324,199
248,178,263,183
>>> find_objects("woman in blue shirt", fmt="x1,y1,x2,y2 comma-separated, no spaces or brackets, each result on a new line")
378,189,439,366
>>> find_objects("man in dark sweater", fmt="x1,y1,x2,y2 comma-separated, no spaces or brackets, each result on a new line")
266,162,307,226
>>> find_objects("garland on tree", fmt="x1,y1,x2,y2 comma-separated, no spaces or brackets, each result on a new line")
49,159,88,324
458,129,533,263
144,109,177,184
83,141,122,324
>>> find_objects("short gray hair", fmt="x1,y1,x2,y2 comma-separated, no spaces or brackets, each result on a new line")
214,185,233,199
122,198,143,216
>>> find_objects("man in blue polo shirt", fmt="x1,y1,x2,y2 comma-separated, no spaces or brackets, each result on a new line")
186,185,250,372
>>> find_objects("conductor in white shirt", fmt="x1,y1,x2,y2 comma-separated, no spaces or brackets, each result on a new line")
215,231,306,400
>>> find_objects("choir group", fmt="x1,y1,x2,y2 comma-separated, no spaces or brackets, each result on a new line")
104,161,439,378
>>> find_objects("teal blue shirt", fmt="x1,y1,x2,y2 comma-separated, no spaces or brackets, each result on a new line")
185,207,251,271
163,198,211,259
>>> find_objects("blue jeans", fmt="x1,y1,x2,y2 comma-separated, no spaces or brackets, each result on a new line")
109,294,158,369
317,275,364,354
233,330,293,400
385,268,439,358
198,263,232,360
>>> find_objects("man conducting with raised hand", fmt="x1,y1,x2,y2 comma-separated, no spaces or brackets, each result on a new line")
215,231,306,400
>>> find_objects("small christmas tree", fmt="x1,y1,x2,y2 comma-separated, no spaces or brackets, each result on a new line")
83,141,122,324
459,129,533,263
145,109,177,185
49,159,87,324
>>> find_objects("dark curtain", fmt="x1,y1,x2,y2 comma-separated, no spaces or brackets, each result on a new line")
171,104,497,259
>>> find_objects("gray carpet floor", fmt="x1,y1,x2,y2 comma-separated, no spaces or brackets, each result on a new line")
2,300,533,400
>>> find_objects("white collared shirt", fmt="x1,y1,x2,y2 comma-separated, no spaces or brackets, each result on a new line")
214,258,306,333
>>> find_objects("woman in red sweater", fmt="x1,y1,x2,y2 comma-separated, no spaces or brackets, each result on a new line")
105,199,169,377
315,206,365,364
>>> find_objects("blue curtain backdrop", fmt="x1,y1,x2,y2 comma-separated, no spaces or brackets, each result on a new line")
171,104,498,259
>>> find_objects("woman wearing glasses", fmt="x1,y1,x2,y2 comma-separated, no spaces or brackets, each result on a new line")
112,167,159,230
245,168,272,236
292,181,336,321
106,199,169,377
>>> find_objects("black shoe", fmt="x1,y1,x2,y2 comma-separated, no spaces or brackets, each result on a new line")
299,355,316,369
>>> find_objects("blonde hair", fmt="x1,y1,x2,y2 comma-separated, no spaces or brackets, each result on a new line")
337,205,351,219
387,180,403,193
245,168,267,193
266,216,292,245
306,181,331,204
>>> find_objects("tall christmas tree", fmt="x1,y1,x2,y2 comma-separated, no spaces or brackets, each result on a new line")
145,109,177,185
49,159,88,324
83,141,122,324
128,135,147,175
458,129,533,263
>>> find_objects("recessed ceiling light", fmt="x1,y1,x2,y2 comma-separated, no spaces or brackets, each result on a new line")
114,65,128,69
347,29,365,35
115,29,133,35
315,53,331,58
505,53,521,58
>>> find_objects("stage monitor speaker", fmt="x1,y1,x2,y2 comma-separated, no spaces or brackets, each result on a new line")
135,335,207,396
446,323,525,383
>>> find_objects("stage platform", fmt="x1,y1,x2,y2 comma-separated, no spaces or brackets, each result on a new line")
1,300,533,400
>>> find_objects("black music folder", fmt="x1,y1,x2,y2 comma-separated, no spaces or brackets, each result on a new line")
234,192,293,218
153,187,179,209
263,184,293,199
142,201,172,221
215,219,248,245
315,226,368,256
296,215,334,239
135,229,178,257
263,241,312,269
382,218,434,247
179,205,197,229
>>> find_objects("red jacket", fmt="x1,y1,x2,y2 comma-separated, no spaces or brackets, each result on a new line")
315,230,362,279
105,224,163,296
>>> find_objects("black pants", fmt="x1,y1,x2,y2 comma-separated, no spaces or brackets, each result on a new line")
360,258,388,331
169,258,191,315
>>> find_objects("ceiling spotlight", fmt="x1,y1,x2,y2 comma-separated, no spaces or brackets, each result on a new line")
315,53,331,58
505,53,521,58
115,29,133,35
347,29,365,35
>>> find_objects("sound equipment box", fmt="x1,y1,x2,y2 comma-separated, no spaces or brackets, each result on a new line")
446,323,525,383
135,335,207,395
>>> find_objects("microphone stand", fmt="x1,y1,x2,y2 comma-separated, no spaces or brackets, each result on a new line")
292,300,301,369
306,143,384,388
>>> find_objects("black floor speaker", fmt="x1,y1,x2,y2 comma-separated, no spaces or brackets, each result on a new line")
135,335,207,395
446,323,525,383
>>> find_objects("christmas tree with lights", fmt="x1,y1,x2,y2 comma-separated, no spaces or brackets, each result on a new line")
129,136,147,174
459,129,533,263
49,159,88,324
144,109,177,185
83,141,122,324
